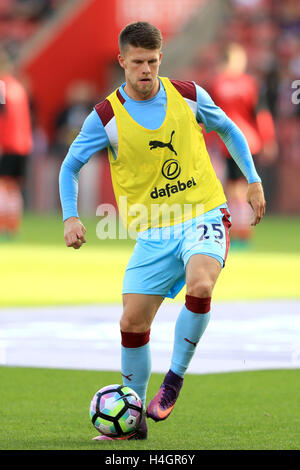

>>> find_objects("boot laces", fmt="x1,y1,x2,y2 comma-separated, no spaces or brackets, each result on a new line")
160,384,178,409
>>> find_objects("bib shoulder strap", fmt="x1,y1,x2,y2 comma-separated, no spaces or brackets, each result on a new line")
159,76,197,103
94,98,115,126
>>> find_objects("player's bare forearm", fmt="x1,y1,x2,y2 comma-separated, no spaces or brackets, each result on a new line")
63,216,87,249
246,182,266,226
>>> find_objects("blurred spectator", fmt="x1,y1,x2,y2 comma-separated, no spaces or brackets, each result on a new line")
209,42,277,245
0,47,32,238
0,0,64,60
9,0,54,21
51,81,97,160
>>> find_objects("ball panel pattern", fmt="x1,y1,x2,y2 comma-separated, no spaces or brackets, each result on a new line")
90,384,143,437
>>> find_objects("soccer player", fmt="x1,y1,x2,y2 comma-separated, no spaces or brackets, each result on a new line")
209,43,276,246
0,48,32,238
59,22,265,441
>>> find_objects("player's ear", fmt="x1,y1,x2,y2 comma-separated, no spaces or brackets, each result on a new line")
159,52,162,65
118,53,126,70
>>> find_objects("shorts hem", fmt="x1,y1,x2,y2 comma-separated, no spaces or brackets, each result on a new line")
122,289,168,297
184,251,224,269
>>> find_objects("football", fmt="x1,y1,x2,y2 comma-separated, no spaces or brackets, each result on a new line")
89,384,143,437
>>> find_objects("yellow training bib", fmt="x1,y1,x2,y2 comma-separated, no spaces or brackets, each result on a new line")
106,77,226,232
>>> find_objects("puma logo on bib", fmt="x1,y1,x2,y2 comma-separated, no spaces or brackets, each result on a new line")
149,130,177,156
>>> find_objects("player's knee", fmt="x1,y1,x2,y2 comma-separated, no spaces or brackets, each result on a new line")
120,313,149,333
120,315,134,332
186,279,214,298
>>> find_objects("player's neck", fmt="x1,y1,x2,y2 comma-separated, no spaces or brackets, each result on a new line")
123,78,160,101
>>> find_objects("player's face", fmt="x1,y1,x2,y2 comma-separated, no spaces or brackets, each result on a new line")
118,46,162,100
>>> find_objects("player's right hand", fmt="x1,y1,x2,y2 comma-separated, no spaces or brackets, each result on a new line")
63,216,87,249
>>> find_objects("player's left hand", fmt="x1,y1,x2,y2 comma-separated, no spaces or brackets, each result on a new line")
246,182,266,226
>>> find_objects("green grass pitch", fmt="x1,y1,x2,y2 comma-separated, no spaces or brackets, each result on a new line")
0,213,299,450
0,367,299,450
0,213,299,306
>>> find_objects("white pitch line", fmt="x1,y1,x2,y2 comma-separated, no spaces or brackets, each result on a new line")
0,300,300,374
